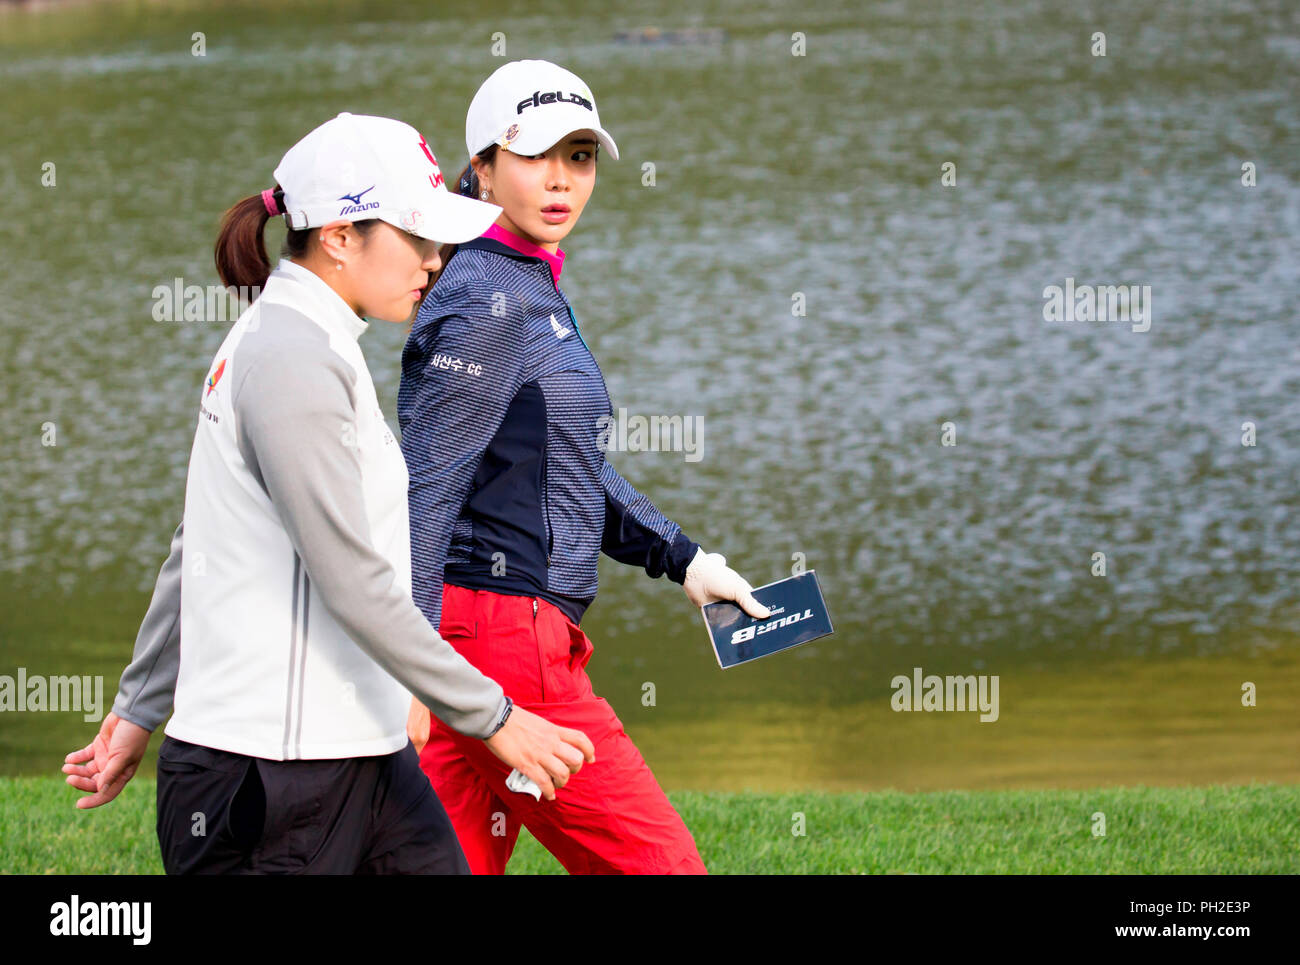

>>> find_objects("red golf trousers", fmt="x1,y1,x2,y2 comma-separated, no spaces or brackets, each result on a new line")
418,583,707,875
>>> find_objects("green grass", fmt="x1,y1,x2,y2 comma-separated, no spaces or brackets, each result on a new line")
3,777,1296,874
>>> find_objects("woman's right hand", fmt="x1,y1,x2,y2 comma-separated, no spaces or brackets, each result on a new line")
62,712,151,809
483,706,595,801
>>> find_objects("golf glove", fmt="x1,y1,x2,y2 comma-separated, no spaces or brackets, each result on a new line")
683,548,771,619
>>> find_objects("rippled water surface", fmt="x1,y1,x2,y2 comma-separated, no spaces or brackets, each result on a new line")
2,0,1298,786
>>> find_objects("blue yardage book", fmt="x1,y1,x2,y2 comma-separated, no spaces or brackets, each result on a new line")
701,570,833,668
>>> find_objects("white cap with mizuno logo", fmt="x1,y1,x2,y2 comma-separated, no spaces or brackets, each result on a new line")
465,60,620,161
273,112,501,243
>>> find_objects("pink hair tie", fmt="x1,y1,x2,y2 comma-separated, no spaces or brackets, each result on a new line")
261,188,279,216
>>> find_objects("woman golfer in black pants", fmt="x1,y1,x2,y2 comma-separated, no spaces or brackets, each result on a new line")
62,112,593,874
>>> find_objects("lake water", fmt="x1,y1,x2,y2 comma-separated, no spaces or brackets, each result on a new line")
2,0,1298,789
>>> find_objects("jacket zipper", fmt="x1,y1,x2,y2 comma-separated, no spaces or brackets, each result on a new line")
563,301,592,354
540,281,579,568
541,437,553,566
561,296,613,415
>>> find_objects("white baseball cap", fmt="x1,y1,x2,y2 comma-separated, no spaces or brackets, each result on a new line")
465,60,620,161
273,112,501,243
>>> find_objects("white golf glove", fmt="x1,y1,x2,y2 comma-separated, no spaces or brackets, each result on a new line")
683,548,771,619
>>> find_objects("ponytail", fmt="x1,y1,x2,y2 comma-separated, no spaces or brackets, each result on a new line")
216,185,378,299
214,185,287,295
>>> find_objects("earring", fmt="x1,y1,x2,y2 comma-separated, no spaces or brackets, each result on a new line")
480,190,489,201
336,261,343,271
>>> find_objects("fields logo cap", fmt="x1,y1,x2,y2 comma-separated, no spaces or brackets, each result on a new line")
465,60,620,161
274,112,501,243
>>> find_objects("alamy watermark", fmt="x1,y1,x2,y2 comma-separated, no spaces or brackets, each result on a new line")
596,408,704,463
49,895,150,944
1042,277,1151,333
890,667,999,722
0,668,104,722
152,277,260,322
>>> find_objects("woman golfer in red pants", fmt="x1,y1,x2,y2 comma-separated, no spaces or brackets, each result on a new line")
399,60,771,874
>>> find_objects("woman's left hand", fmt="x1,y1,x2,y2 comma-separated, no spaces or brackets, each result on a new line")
683,548,771,619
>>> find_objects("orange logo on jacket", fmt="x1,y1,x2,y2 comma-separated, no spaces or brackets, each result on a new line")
206,359,226,396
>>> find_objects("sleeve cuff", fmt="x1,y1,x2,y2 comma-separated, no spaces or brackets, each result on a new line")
482,695,513,739
480,697,514,738
111,699,161,733
665,532,700,585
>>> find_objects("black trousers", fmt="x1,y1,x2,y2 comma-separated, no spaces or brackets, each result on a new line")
155,735,470,874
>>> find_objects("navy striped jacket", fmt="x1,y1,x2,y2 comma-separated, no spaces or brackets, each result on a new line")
397,224,699,629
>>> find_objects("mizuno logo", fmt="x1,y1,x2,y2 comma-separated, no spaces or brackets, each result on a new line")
339,185,380,216
550,313,571,339
338,185,375,205
516,90,594,114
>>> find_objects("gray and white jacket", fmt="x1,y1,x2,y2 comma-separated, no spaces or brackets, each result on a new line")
111,258,508,759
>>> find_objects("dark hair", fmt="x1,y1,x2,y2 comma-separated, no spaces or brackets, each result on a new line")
425,144,500,292
214,184,378,295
